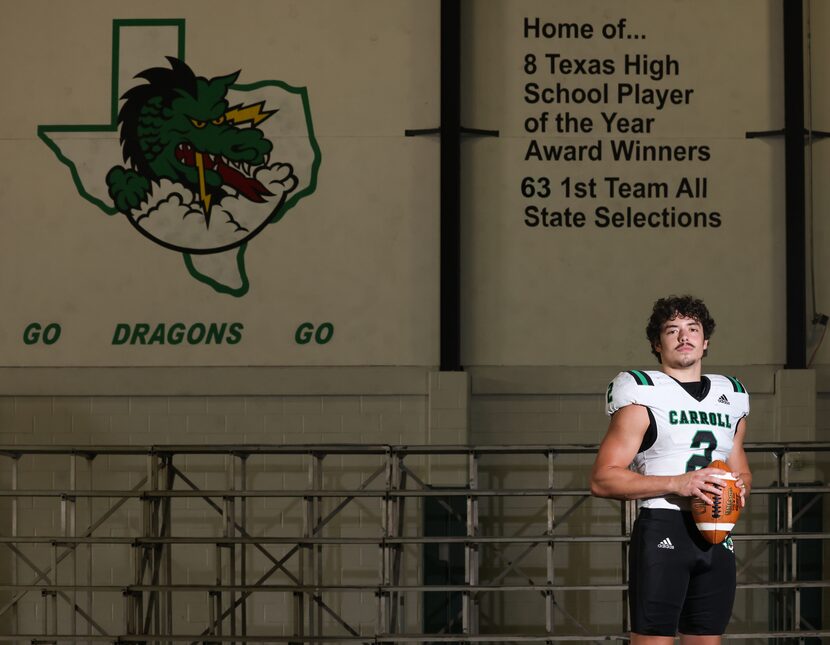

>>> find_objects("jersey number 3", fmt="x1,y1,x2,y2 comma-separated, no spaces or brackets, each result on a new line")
686,430,717,472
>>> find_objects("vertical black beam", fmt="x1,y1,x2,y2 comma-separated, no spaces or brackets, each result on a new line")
783,0,807,368
440,0,462,371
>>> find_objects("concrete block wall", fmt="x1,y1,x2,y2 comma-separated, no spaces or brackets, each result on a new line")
0,394,430,448
0,388,434,638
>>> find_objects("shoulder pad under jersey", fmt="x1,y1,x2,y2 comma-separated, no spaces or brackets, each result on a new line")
605,370,656,416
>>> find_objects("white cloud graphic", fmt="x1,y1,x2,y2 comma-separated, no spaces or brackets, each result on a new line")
128,164,298,250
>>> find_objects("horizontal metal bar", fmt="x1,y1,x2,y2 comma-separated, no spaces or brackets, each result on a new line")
0,583,629,593
3,579,828,594
1,441,829,458
3,535,626,545
1,444,591,457
2,532,829,545
2,485,828,498
0,489,597,498
4,630,830,643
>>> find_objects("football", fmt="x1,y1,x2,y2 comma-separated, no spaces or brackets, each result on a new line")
690,459,742,544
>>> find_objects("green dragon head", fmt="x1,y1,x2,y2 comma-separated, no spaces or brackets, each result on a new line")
116,57,275,214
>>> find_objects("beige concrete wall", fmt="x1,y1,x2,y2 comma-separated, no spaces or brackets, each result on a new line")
0,389,431,637
461,0,786,368
1,1,441,368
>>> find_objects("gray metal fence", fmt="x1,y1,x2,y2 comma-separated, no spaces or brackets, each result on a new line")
0,443,828,643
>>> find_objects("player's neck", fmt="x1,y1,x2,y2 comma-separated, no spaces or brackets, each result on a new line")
661,363,702,382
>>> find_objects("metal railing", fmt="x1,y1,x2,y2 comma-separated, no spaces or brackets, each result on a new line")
0,442,828,643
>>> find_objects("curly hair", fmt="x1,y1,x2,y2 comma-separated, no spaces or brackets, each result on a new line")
646,295,716,363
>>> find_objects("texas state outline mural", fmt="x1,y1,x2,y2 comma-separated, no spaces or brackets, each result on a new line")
38,19,321,296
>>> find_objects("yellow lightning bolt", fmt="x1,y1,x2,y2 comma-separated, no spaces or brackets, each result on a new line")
224,101,277,127
194,151,212,216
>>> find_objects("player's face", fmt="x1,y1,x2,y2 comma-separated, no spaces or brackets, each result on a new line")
654,315,708,368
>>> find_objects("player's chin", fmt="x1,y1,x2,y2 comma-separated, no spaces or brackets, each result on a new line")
667,354,697,368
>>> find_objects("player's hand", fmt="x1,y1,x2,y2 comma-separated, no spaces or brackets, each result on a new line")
675,467,727,505
733,473,749,507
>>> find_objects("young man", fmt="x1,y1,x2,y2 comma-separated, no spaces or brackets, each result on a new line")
590,295,751,645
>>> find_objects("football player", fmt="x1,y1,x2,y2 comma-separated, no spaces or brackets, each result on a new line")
590,295,751,645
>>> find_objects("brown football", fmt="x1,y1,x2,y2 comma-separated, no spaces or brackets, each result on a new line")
690,459,741,544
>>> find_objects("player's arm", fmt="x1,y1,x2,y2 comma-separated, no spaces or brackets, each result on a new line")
590,404,731,504
726,417,751,507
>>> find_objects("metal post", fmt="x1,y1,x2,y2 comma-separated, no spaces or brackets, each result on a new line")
141,453,152,638
440,0,462,371
390,452,407,634
69,454,77,638
387,452,398,636
130,539,139,635
86,454,94,644
164,455,173,644
783,0,807,369
622,499,636,636
545,451,555,634
238,453,249,637
305,454,316,639
783,452,799,635
472,454,480,635
239,454,248,640
228,456,237,644
379,449,393,638
123,589,133,637
314,453,324,638
41,589,47,636
151,453,161,642
773,450,787,640
214,543,223,640
295,456,307,643
464,451,479,635
11,456,19,642
50,543,58,636
208,589,217,639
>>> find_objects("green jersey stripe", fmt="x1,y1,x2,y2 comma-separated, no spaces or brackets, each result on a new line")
627,370,654,386
726,376,745,393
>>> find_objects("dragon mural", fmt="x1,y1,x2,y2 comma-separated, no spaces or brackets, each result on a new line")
40,32,319,296
106,57,276,221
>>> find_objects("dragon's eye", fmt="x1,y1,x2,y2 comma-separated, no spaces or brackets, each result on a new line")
190,119,206,129
212,115,225,125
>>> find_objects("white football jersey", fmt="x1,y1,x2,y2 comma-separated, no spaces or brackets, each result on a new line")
605,369,749,510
